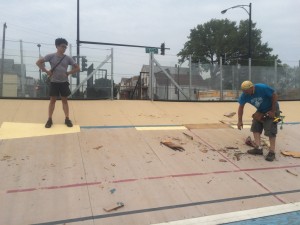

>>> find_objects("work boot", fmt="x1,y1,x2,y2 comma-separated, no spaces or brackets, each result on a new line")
265,151,275,162
45,118,53,128
65,118,73,127
247,148,263,155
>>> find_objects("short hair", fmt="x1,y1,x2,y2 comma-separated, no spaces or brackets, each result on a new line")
55,38,68,46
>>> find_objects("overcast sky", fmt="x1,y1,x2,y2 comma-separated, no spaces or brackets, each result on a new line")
0,0,299,80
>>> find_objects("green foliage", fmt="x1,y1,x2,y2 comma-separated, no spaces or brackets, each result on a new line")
178,18,279,69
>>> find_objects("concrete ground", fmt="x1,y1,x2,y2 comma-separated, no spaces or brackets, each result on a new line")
0,99,300,225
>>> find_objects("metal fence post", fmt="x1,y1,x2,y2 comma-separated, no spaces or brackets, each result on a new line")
111,48,114,100
149,52,153,101
220,57,223,100
20,40,25,97
249,58,252,81
274,59,277,89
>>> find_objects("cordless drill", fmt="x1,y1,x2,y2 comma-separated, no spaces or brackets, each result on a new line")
263,112,284,125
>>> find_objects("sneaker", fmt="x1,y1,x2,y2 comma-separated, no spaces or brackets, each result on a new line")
265,151,275,162
247,148,263,155
65,118,73,127
45,118,53,128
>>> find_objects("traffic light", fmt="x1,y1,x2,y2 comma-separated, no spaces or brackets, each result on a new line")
81,56,88,71
161,43,165,55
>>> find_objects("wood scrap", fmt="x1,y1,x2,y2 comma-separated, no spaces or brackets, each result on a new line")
226,146,239,149
285,169,298,176
234,152,245,161
207,178,213,184
281,151,300,158
160,140,185,152
224,112,236,118
183,132,193,140
103,202,124,212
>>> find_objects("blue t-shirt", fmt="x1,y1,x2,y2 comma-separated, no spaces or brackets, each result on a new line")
238,83,278,113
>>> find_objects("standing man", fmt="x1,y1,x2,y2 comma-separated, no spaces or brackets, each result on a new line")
36,38,80,128
237,80,280,162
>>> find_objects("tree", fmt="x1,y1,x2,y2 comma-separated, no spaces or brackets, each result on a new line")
177,19,279,86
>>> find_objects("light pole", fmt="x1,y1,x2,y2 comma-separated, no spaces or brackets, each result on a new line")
221,3,252,59
76,0,80,96
37,44,41,82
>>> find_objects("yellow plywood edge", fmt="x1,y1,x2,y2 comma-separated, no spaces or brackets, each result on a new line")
135,126,187,131
0,122,80,140
231,124,251,129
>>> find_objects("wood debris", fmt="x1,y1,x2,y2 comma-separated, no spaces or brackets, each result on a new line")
161,140,185,152
207,178,213,184
226,146,239,149
183,132,193,140
103,202,124,212
286,169,298,176
234,152,244,161
281,151,300,158
0,155,12,161
93,145,103,150
224,112,236,118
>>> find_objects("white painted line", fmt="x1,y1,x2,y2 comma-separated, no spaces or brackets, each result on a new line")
231,125,251,129
152,202,300,225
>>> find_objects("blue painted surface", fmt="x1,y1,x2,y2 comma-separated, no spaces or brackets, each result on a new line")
80,122,300,129
222,210,300,225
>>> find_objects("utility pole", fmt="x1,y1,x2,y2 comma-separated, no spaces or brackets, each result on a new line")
0,22,7,97
76,0,80,96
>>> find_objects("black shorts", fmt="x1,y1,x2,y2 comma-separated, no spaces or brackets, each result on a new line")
49,82,71,97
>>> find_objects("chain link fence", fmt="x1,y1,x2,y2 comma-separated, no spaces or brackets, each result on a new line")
1,39,299,101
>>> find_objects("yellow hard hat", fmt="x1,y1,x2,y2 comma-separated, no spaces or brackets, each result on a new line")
241,80,254,90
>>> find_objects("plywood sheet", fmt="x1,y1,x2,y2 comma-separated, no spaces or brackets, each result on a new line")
0,122,80,140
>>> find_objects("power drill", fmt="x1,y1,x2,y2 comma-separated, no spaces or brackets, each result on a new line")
273,117,282,124
263,113,284,126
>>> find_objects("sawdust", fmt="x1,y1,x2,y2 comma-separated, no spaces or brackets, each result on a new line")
0,155,12,161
